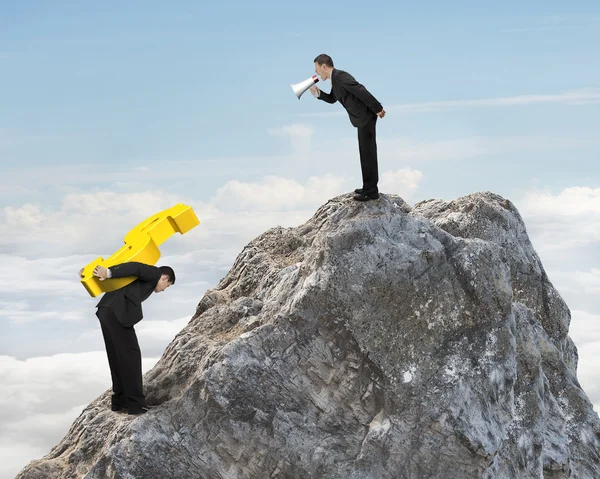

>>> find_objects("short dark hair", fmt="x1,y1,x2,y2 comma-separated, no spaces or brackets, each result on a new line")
314,54,334,68
159,265,175,284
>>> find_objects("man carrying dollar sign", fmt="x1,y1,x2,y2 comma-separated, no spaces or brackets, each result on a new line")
79,262,175,415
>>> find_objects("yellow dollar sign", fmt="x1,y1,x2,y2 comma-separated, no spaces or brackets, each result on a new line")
80,203,200,297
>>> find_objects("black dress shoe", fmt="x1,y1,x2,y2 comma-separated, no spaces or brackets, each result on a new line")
127,406,150,415
111,404,127,412
354,191,379,201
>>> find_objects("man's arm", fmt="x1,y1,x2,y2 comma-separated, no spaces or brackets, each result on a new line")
89,262,161,283
109,262,161,283
338,72,383,114
311,86,337,104
318,90,337,104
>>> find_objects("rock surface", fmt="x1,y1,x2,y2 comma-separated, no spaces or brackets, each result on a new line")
17,191,600,479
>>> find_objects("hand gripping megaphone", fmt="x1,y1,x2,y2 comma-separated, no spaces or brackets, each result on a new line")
290,75,319,99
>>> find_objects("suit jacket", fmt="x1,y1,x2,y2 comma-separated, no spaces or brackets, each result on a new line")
96,262,162,327
317,68,383,127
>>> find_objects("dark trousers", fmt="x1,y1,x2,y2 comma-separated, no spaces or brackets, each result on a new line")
96,306,146,408
357,116,379,193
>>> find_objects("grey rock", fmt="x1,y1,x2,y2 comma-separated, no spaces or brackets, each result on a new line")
17,191,600,479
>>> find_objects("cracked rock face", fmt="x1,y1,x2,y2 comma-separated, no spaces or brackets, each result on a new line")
17,192,600,479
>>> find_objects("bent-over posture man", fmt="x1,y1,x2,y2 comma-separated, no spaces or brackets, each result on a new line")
79,261,175,415
310,53,386,202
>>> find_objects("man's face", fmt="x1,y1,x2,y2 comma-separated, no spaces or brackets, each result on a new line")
154,275,173,293
314,62,330,81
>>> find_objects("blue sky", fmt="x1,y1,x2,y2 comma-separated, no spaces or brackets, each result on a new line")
2,2,598,188
1,1,599,477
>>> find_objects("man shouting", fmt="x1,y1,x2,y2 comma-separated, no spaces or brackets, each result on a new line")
79,261,175,415
310,53,386,202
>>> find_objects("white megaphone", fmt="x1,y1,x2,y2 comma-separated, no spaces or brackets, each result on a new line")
290,75,319,99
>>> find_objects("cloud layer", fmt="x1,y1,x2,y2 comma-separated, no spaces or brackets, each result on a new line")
1,174,599,479
299,88,600,117
517,187,600,253
0,352,160,479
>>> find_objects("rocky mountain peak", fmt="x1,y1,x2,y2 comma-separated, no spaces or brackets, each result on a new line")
17,192,600,479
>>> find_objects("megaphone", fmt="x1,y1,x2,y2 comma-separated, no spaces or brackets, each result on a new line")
290,75,319,99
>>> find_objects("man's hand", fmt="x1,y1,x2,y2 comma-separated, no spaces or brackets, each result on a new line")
79,268,84,278
377,108,386,119
92,265,110,281
310,86,320,97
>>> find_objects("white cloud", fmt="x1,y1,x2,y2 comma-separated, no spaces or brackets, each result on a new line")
520,187,600,216
513,186,600,412
0,155,270,197
379,168,423,198
59,190,194,218
3,204,42,227
568,310,600,414
0,254,89,295
389,89,600,112
268,123,315,155
0,255,92,335
377,135,586,163
548,269,600,296
569,310,600,347
136,316,191,343
0,176,361,259
0,352,160,479
0,404,87,479
0,190,196,256
299,132,585,172
299,89,600,118
0,307,84,324
0,174,373,350
0,251,204,328
211,174,347,212
517,187,600,252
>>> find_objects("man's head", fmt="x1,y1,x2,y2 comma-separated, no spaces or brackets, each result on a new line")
155,265,175,293
314,54,334,81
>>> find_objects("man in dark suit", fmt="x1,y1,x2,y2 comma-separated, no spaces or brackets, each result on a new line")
79,261,175,415
310,53,386,202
